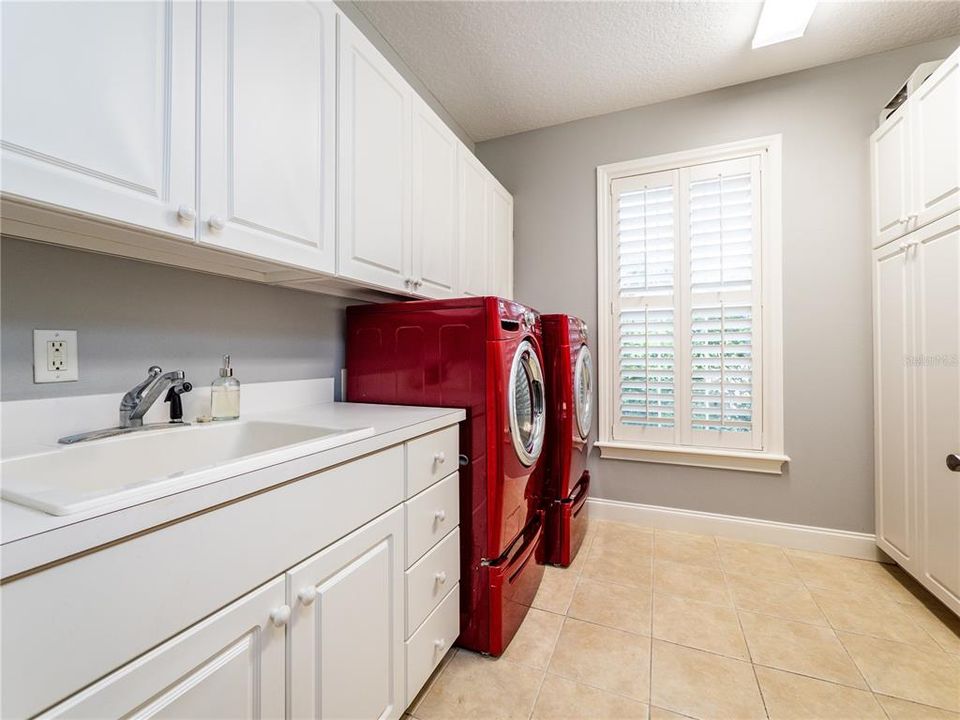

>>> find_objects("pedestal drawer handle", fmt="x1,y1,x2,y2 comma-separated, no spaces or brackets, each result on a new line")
435,571,447,585
947,454,960,472
269,605,291,627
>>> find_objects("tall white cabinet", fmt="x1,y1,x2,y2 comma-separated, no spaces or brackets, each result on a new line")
871,44,960,616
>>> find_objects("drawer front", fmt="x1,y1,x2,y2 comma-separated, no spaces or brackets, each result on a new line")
405,584,460,705
405,471,459,566
405,527,461,637
406,426,459,498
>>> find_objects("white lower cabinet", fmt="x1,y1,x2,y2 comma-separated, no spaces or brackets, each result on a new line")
41,577,287,719
287,507,405,720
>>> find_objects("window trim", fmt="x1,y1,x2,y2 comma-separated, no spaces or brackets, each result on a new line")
596,135,787,474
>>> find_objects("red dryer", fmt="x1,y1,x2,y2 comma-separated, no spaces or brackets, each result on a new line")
345,297,547,656
541,314,593,567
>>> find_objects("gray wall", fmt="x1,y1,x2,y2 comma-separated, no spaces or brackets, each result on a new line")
477,36,960,534
1,238,352,401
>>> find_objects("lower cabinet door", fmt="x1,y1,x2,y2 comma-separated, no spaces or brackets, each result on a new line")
41,577,286,719
287,506,405,720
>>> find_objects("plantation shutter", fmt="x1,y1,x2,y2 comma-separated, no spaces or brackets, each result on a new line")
609,155,763,450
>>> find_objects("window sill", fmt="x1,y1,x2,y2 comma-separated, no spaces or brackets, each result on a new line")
595,441,790,475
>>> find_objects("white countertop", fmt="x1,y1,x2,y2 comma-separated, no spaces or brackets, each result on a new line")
1,401,465,579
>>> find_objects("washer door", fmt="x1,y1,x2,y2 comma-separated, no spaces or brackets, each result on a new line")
574,344,593,440
509,339,546,466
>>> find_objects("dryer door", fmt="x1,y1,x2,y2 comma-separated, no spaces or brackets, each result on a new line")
508,339,546,466
573,344,593,440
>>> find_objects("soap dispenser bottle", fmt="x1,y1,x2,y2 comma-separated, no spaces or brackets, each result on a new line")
211,354,240,420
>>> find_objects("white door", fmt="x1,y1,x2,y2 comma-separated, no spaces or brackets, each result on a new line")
411,99,459,298
287,507,404,720
338,15,411,293
871,111,913,248
873,240,916,570
915,223,960,613
40,577,286,719
0,0,196,239
199,0,336,273
490,181,514,299
911,51,960,231
458,149,490,297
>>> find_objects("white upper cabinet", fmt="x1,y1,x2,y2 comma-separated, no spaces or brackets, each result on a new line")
199,0,336,273
912,52,960,230
0,0,197,239
411,99,460,298
337,14,411,293
489,181,514,299
871,111,912,248
458,148,490,297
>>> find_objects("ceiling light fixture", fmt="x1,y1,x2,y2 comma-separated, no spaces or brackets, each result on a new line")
752,0,818,49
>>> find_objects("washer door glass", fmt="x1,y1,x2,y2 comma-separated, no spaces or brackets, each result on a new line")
509,339,546,466
574,345,593,440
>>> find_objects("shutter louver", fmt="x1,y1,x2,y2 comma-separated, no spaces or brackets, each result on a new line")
618,185,674,297
690,303,753,433
619,307,675,429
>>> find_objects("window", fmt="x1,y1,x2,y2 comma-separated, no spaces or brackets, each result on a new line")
596,137,787,474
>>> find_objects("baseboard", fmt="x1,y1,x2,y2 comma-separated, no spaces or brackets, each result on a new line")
587,498,889,562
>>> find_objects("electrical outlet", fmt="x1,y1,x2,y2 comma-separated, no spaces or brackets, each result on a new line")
34,330,78,383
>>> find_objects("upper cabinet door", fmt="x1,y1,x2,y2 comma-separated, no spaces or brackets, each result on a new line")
411,100,459,298
199,0,336,273
0,1,196,240
458,149,490,297
338,15,411,293
871,110,913,248
912,51,960,231
489,181,514,300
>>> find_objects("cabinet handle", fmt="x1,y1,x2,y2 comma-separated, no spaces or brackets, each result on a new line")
434,509,446,522
435,570,447,585
298,586,318,606
269,604,292,627
177,205,196,223
947,454,960,472
434,638,447,652
415,279,424,288
434,451,446,465
208,215,226,232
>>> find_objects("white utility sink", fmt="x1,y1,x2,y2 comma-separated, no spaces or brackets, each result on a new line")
1,421,374,516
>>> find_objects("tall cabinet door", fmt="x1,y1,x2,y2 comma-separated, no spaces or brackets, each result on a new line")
287,507,404,720
338,15,411,293
489,182,514,300
873,240,916,570
458,149,490,297
871,111,913,248
41,577,286,719
0,0,196,240
411,100,459,298
199,0,336,273
912,52,960,231
914,221,960,613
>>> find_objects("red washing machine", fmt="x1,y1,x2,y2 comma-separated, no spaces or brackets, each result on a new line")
345,297,547,656
541,314,593,567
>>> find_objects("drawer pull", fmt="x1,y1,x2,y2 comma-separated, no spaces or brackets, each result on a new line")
435,570,447,585
434,638,447,652
434,451,446,465
434,509,446,522
269,605,291,627
298,586,318,606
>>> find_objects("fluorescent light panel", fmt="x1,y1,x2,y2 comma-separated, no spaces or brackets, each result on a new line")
752,0,818,49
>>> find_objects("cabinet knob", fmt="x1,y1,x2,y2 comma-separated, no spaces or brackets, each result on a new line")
415,279,424,288
208,215,226,232
269,604,292,627
434,509,446,522
434,638,447,652
947,454,960,472
435,570,447,585
434,451,446,465
177,205,196,223
298,586,318,606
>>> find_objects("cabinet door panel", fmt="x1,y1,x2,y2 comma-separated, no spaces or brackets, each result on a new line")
913,54,960,230
41,577,286,719
916,224,960,612
490,183,514,299
871,112,912,248
412,101,459,298
873,241,915,568
459,150,489,297
288,507,404,720
0,0,196,239
338,16,410,293
200,0,336,272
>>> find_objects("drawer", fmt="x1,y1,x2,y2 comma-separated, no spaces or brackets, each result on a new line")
406,527,461,637
405,471,459,566
405,584,460,705
406,426,459,498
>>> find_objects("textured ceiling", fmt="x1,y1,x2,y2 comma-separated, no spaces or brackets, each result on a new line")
355,1,960,141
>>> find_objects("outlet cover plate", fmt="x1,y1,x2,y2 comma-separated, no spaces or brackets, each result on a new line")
33,329,78,383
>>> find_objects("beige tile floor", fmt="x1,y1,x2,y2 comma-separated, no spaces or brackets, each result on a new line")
405,519,960,720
